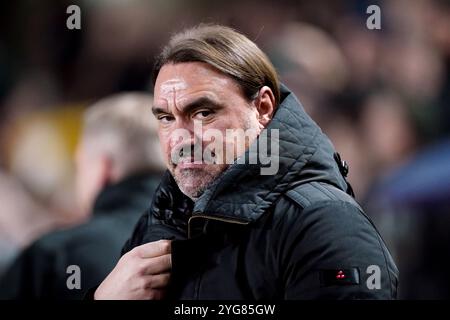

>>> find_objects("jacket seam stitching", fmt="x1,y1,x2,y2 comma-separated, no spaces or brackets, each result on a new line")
310,182,338,201
286,189,311,208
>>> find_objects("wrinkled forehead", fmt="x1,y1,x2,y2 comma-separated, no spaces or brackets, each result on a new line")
153,62,240,102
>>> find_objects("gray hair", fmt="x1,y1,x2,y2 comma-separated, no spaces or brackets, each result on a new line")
82,93,165,176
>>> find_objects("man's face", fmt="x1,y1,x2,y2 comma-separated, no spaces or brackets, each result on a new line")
153,62,264,199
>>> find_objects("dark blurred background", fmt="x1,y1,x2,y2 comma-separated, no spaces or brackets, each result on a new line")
1,0,449,299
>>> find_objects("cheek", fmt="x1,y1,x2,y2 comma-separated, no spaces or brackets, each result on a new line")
203,112,258,160
158,131,173,161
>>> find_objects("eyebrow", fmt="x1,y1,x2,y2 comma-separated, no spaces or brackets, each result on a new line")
152,96,224,116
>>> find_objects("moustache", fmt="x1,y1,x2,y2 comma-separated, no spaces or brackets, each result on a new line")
170,143,217,166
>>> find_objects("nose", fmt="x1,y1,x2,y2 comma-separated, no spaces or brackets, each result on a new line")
168,119,198,151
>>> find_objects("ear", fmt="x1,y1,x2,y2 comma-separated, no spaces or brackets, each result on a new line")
98,154,114,188
253,86,276,127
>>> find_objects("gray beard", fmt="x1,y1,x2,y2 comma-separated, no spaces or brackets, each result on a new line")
174,166,229,201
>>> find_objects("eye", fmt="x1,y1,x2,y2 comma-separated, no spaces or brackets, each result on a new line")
193,109,213,120
157,114,174,124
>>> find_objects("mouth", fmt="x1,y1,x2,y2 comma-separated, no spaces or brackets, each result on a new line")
176,162,207,169
175,155,205,169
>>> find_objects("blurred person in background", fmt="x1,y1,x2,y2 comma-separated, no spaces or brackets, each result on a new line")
0,93,165,299
0,170,55,275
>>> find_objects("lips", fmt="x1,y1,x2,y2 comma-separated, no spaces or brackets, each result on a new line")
177,161,207,169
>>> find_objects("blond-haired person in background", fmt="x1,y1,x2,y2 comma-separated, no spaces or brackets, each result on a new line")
0,93,164,299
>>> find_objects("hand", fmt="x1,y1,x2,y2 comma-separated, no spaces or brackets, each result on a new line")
94,240,172,300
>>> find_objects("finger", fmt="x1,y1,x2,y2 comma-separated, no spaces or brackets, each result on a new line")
144,273,171,289
142,253,172,274
147,289,166,300
136,240,171,259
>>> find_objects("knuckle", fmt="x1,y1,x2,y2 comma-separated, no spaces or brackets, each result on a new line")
133,279,144,291
161,274,170,285
120,250,131,261
165,254,172,267
117,256,130,268
140,277,151,290
148,275,155,287
159,240,170,254
129,246,141,258
136,261,147,276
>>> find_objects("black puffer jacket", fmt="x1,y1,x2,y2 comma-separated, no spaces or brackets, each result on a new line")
123,85,399,299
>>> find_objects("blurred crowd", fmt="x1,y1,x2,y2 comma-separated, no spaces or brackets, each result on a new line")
0,0,449,299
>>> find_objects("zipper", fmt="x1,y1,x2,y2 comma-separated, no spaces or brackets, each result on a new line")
187,214,250,239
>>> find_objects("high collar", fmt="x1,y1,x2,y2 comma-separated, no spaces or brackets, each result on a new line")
150,85,348,224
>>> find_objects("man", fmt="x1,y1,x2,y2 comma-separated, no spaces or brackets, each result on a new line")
0,93,165,299
94,24,398,300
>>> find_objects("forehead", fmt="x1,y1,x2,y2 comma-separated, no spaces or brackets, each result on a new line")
154,62,242,104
